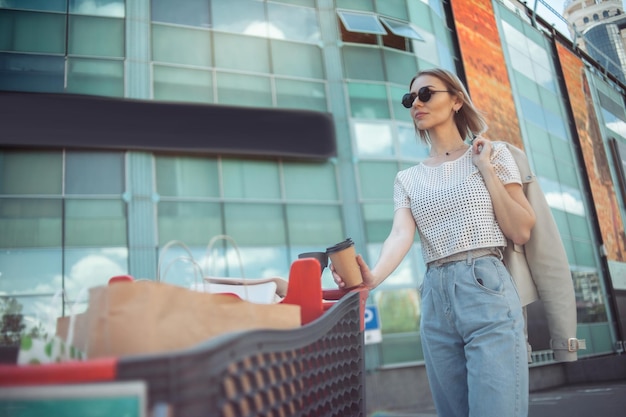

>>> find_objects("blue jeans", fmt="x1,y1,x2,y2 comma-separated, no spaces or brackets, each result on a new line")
419,254,528,417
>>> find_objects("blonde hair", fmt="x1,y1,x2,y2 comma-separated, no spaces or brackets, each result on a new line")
409,68,487,144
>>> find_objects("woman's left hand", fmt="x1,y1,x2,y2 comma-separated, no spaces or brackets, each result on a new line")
471,136,492,171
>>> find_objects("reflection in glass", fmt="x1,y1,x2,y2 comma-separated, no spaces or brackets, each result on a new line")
572,268,607,323
398,124,429,160
0,248,63,295
211,0,265,34
70,0,125,17
267,3,320,43
537,176,585,216
354,122,393,157
64,247,128,298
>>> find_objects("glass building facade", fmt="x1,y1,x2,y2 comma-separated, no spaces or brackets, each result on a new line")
2,0,626,392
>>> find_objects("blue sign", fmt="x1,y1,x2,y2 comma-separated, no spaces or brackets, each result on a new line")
364,305,380,331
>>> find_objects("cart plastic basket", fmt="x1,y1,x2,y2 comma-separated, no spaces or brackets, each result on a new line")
0,258,369,417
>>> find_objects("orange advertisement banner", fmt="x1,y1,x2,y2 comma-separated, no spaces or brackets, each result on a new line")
450,0,523,148
555,42,626,261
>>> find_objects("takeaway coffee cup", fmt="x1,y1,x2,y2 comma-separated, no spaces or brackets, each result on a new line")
298,251,328,275
326,238,363,289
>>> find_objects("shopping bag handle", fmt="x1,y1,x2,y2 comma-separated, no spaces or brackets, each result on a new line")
204,234,245,278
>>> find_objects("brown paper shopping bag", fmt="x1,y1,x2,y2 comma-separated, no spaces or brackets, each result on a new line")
84,280,300,359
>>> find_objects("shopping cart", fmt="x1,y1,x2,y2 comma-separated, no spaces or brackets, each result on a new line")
0,258,369,417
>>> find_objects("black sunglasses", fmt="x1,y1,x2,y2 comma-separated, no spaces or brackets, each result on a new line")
402,87,452,108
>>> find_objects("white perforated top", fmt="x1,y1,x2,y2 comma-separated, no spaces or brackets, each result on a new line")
393,142,521,263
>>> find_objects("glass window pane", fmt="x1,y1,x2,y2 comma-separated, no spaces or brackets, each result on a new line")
0,151,63,195
155,156,219,198
567,212,591,242
67,58,124,97
65,199,127,246
384,49,417,85
380,17,423,40
391,85,412,122
69,0,125,17
343,45,385,81
337,10,386,34
275,78,327,112
214,32,270,73
222,160,281,199
362,202,393,242
153,65,213,103
358,161,397,199
271,40,324,79
158,202,222,246
0,0,67,12
68,15,124,57
0,53,65,93
0,249,62,296
66,152,124,195
216,72,272,107
336,0,375,12
151,0,209,27
375,0,408,20
267,3,320,43
348,82,390,119
211,0,265,34
152,24,212,67
283,163,338,201
0,199,62,248
354,121,393,157
0,10,66,54
224,203,286,245
286,204,343,245
398,124,428,160
64,247,128,298
271,0,315,7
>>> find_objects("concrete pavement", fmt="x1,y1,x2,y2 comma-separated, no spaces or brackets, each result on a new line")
369,381,626,417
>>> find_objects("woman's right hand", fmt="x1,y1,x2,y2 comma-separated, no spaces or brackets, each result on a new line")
330,254,376,289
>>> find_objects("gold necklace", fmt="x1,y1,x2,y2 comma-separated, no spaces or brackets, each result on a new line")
429,143,468,158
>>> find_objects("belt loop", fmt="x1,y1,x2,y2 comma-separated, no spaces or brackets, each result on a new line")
466,250,473,265
495,247,503,261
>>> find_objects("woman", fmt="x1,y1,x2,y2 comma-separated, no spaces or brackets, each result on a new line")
332,68,535,417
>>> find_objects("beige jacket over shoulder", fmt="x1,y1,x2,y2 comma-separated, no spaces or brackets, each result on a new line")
499,142,583,362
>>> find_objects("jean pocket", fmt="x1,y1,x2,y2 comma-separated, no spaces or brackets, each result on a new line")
472,256,505,294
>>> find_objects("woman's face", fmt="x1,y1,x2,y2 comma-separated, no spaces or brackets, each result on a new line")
407,75,459,132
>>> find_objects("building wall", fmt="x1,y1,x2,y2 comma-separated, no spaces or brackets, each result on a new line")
1,0,626,412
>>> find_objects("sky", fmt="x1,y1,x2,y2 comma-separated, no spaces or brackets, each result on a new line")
534,0,626,40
